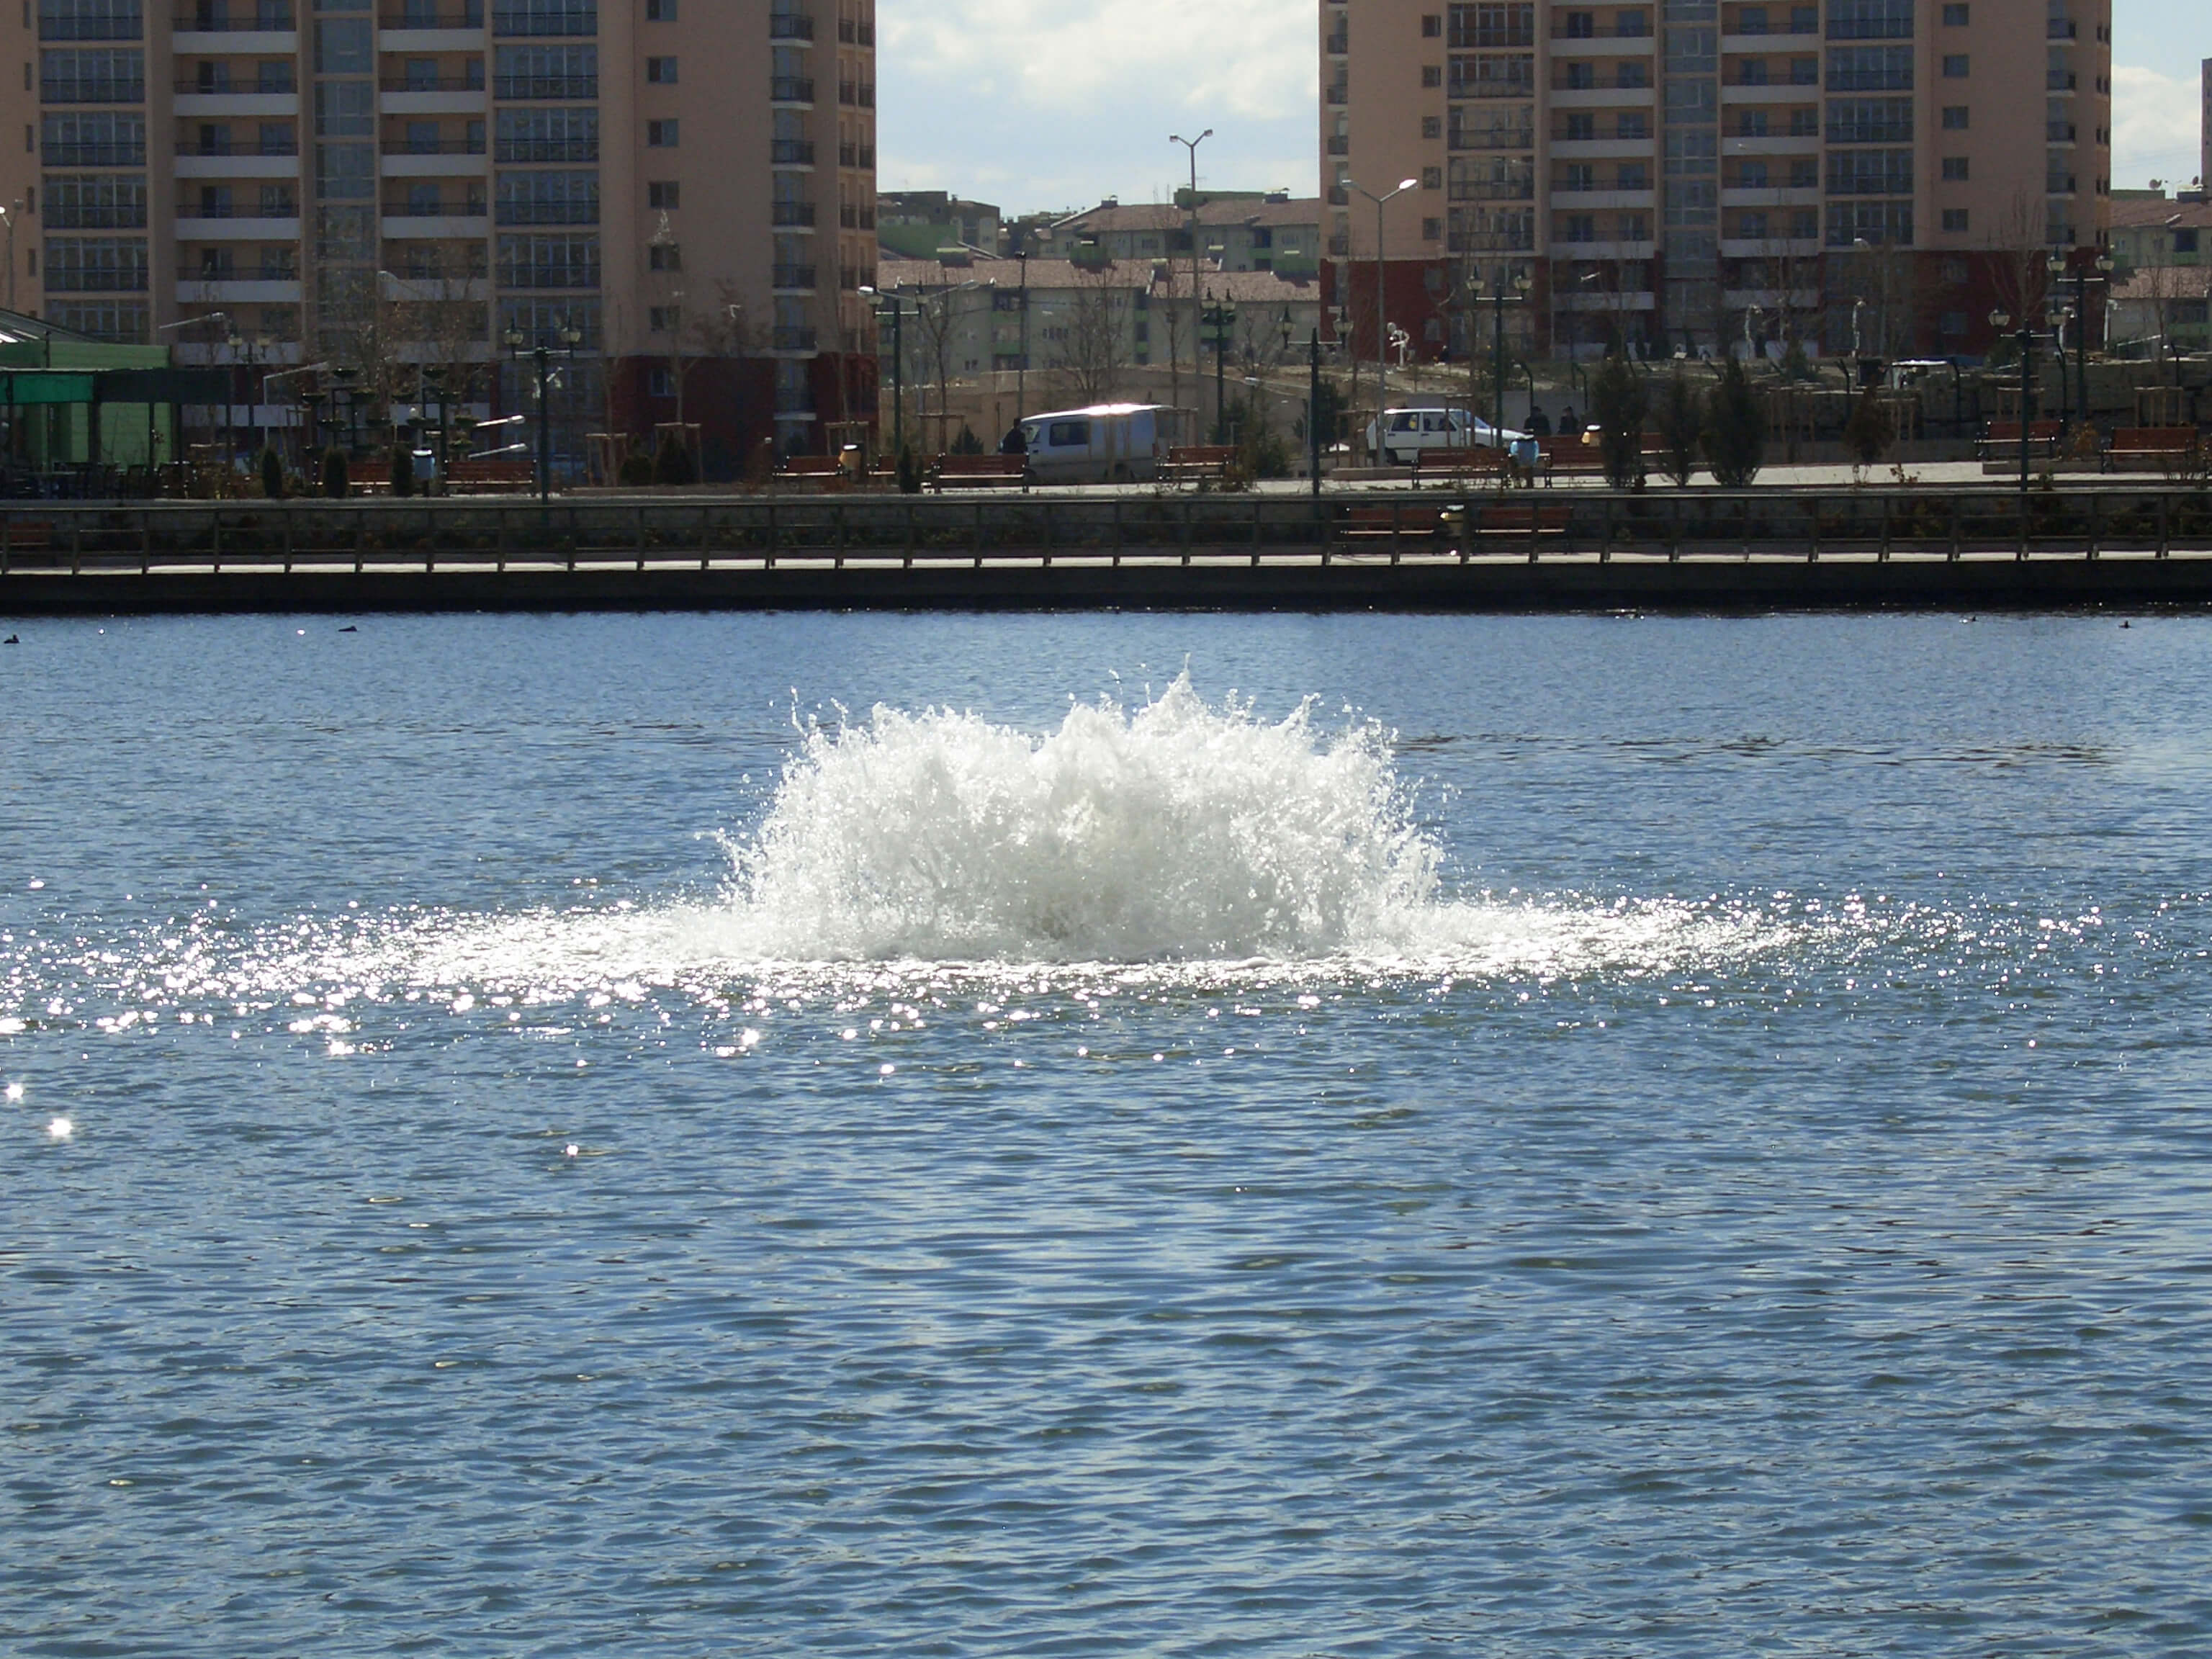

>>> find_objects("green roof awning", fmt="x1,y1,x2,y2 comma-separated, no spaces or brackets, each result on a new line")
0,371,98,405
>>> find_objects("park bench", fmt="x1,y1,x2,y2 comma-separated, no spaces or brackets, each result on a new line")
928,454,1028,491
445,457,536,495
1413,446,1524,486
1976,420,2063,462
773,454,846,491
1,518,55,560
1339,502,1447,541
1161,445,1237,485
2105,426,2201,475
1537,436,1606,483
1445,500,1574,541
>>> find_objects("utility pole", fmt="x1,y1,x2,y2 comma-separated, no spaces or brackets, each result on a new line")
1015,243,1028,424
1170,129,1211,439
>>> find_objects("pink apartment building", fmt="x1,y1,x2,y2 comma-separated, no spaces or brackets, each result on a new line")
1320,0,2112,363
9,0,876,475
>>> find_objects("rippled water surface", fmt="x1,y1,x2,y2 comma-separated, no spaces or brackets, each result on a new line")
6,611,2212,1657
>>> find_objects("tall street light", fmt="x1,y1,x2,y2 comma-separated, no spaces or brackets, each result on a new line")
1169,129,1212,436
1350,176,1419,464
856,284,911,459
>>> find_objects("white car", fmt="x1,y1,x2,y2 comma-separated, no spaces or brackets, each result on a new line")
1366,406,1526,466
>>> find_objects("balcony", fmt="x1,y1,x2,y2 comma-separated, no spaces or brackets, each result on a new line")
1325,84,1347,104
769,11,814,39
171,16,296,50
173,87,300,116
498,266,599,289
2046,121,2077,142
380,136,486,155
836,17,873,44
42,142,146,166
771,200,816,227
1458,77,1541,99
2047,16,2077,36
490,4,595,34
495,139,596,162
39,14,145,36
2046,71,2076,91
493,201,592,224
1324,30,1347,53
45,268,151,292
1551,32,1658,55
174,212,303,238
1326,185,1349,206
1550,85,1654,106
44,207,149,228
379,6,484,24
1453,128,1537,150
40,79,146,104
173,9,295,29
770,140,816,166
771,326,818,352
771,264,817,290
492,75,596,98
771,76,816,103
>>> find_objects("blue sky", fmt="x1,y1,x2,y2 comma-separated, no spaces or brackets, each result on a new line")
877,0,2211,216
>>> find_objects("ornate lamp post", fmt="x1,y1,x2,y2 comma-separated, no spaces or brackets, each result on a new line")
1990,307,2036,549
503,320,581,503
1467,268,1531,441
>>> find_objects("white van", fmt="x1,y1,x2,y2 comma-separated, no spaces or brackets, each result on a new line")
1365,405,1521,466
1011,404,1171,485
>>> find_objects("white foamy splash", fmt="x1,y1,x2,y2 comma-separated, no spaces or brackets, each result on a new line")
729,675,1440,963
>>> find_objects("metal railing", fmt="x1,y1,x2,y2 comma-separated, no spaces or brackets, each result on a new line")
6,487,2212,593
769,12,813,38
491,74,596,98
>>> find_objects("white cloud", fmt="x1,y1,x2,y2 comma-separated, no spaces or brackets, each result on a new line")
878,0,1319,211
2110,63,2206,188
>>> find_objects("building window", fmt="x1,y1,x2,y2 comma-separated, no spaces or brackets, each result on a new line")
646,56,676,83
1941,207,1969,232
1421,115,1440,138
1789,158,1817,186
1565,112,1596,140
1941,2,1967,21
1421,216,1442,240
647,365,674,395
1421,166,1442,189
1941,310,1967,336
1421,63,1441,86
647,181,679,209
1942,54,1968,77
1563,11,1594,37
1941,105,1968,129
648,241,680,270
1941,156,1968,181
647,119,678,146
648,307,679,334
1421,12,1440,35
645,0,674,16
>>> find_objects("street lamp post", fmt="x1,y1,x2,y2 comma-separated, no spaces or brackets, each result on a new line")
503,321,581,503
1170,130,1213,434
1990,307,2036,553
1308,327,1323,498
1349,176,1419,465
1202,289,1238,443
1468,269,1530,440
856,285,908,459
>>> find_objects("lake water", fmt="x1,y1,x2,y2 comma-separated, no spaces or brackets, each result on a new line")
5,611,2212,1657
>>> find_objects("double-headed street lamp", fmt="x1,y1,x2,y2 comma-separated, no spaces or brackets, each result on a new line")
1350,176,1419,464
856,284,910,458
1170,129,1213,421
1988,306,2045,546
503,320,582,503
2047,250,2114,430
1467,268,1530,442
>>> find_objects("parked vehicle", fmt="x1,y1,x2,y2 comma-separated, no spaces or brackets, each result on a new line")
1007,405,1174,484
1364,405,1525,466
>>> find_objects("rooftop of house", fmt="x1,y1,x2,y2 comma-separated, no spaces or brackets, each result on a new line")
2109,194,2212,231
2111,264,2212,300
1047,196,1323,237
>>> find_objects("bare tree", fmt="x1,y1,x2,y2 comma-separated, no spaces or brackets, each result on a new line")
1050,261,1133,406
908,289,961,453
1986,192,2053,337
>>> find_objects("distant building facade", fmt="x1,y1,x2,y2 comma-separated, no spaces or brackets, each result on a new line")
1322,0,2115,363
878,190,1002,259
1037,194,1323,277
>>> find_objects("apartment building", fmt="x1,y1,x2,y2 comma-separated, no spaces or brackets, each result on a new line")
18,0,875,475
1321,0,2111,362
